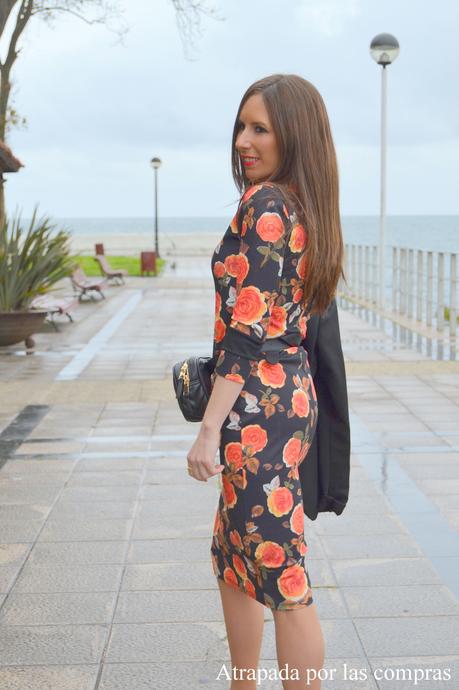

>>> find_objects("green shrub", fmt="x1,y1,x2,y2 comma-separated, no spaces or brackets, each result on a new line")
0,210,74,312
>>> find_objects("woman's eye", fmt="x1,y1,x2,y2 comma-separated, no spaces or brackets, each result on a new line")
255,126,266,133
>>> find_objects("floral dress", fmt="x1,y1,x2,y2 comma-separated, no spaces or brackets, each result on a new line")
210,182,319,610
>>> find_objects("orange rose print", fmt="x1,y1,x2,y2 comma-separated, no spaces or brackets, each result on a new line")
267,305,287,337
222,474,237,509
244,578,257,598
289,223,307,253
215,292,221,316
214,317,226,343
299,315,307,339
257,360,286,388
267,486,294,517
241,425,268,453
232,285,267,325
296,252,307,279
290,503,304,535
241,183,265,204
277,564,309,602
225,442,243,469
255,541,286,568
293,287,303,303
256,211,285,243
213,261,226,278
224,253,249,283
283,437,302,467
224,373,245,384
229,530,243,550
223,566,239,588
233,554,248,580
292,389,310,418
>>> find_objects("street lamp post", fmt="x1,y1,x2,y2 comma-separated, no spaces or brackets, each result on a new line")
150,156,162,258
369,33,400,312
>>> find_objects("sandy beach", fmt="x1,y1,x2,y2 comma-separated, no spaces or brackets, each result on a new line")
70,232,223,257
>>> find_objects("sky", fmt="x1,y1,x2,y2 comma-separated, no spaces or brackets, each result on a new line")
2,0,459,218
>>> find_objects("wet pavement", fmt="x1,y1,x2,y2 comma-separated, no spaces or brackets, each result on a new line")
0,257,458,690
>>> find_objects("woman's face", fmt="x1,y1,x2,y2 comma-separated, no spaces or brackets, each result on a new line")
235,93,280,183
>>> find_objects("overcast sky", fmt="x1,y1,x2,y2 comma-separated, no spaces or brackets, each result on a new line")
2,0,458,218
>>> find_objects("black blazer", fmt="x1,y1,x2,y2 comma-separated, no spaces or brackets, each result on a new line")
299,298,350,521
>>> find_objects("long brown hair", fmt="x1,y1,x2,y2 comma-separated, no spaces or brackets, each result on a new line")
231,74,346,317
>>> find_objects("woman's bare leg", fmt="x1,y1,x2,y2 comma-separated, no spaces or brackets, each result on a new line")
273,603,325,689
217,579,265,690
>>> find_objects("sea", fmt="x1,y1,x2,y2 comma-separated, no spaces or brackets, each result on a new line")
50,215,459,254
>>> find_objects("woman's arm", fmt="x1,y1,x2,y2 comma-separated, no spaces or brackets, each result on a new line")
201,374,243,432
186,375,243,483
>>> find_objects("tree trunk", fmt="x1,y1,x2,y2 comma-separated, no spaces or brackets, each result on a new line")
0,1,32,223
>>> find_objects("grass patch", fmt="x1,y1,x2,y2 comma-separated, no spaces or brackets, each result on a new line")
71,254,164,277
444,306,459,324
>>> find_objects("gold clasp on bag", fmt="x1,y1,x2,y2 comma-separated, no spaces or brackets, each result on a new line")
179,361,190,396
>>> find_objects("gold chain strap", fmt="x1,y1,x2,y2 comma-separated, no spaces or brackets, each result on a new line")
179,361,190,396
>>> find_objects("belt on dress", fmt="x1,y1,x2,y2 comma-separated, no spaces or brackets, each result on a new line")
260,333,304,364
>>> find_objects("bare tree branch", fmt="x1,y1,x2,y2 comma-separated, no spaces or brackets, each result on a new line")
0,0,18,38
170,0,225,60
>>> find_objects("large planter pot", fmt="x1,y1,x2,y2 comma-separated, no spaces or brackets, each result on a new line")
0,311,48,348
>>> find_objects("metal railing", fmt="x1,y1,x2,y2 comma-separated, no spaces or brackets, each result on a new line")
340,244,458,338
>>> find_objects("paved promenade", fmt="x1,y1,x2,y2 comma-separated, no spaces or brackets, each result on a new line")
0,257,458,690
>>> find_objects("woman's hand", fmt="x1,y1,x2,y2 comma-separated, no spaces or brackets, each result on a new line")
187,425,224,482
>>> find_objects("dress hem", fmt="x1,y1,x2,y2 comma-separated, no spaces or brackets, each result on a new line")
214,572,314,612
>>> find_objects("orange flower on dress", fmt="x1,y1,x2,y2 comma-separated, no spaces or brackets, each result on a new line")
299,315,307,339
214,318,226,343
233,554,248,580
292,389,310,418
309,375,317,402
215,292,221,316
292,287,303,304
255,541,286,568
298,541,308,556
212,510,221,536
283,437,302,467
232,285,267,325
223,566,239,588
224,372,245,384
241,425,268,453
277,564,309,602
267,486,294,517
224,253,249,283
229,530,243,550
267,305,287,337
230,214,238,234
213,261,226,278
222,474,237,509
256,212,285,243
290,503,304,535
244,578,257,598
289,224,307,253
241,183,265,204
257,360,286,388
296,252,307,279
224,442,243,469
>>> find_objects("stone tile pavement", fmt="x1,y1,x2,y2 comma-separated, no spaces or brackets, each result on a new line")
0,257,458,689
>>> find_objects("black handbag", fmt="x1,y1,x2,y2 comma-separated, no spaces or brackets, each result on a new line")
172,355,215,422
171,334,303,423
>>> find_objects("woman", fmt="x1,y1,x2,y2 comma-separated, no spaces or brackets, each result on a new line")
187,74,344,690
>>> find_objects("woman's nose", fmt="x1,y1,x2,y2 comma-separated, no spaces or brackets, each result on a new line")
236,133,251,150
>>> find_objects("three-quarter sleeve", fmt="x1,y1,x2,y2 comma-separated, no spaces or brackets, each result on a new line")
214,183,292,384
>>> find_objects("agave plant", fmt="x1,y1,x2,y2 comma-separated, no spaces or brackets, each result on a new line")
0,209,74,312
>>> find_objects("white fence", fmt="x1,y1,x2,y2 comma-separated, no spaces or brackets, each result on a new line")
340,244,458,338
